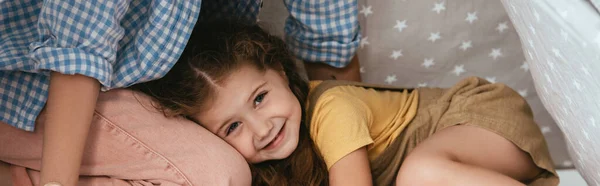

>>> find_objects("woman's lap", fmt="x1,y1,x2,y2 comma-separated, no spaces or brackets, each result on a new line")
0,89,251,186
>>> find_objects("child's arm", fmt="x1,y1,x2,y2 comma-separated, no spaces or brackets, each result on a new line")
39,72,100,186
311,91,375,185
329,147,373,186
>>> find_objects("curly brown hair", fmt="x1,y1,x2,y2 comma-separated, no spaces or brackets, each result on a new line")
131,20,329,186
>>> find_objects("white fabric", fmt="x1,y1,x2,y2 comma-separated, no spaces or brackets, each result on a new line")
501,0,600,185
591,0,600,11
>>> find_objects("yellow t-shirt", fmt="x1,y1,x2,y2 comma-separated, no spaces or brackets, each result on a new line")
308,81,419,169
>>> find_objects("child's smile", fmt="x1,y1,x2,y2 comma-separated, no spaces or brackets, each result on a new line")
264,124,285,150
193,64,302,163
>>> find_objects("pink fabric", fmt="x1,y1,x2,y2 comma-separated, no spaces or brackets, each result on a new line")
0,89,251,186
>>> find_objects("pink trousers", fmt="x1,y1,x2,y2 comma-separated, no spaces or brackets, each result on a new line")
0,89,251,186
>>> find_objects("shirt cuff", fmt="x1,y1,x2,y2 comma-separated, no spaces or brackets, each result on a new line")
282,0,361,68
29,43,112,87
284,23,361,68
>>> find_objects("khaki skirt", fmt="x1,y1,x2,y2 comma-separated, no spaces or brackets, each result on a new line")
370,77,558,186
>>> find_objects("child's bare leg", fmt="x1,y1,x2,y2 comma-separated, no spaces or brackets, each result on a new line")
396,125,542,186
0,161,12,186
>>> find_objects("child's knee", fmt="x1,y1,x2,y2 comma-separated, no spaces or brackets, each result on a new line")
395,154,449,186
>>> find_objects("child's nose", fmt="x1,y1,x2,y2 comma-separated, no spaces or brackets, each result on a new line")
248,117,273,141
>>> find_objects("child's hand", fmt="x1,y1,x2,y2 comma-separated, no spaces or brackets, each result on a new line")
304,55,362,82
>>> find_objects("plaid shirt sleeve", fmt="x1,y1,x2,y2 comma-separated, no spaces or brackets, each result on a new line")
0,0,201,131
283,0,361,68
29,0,201,89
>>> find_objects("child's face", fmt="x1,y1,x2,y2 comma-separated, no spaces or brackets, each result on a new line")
193,64,302,163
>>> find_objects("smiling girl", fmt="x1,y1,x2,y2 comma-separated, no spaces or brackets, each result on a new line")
133,21,558,186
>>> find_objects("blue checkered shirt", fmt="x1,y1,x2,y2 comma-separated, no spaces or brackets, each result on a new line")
0,0,360,131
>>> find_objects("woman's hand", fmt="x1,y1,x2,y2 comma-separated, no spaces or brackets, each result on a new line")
40,72,100,186
304,55,362,82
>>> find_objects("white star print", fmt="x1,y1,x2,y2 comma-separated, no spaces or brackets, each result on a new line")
544,73,552,83
527,39,534,48
529,25,536,35
428,32,441,43
573,80,582,90
360,5,373,17
518,89,528,97
552,48,562,58
432,2,446,14
594,32,600,48
561,106,569,116
360,67,365,73
496,22,508,33
460,40,472,51
542,86,549,95
541,126,551,134
583,130,591,140
575,142,585,161
465,12,478,24
452,65,465,76
418,82,428,87
394,20,408,32
389,50,403,60
533,10,540,22
488,48,503,60
485,77,497,83
548,60,555,70
560,29,569,41
360,36,370,49
591,117,597,128
520,61,529,71
565,96,573,105
385,74,397,84
422,58,435,68
581,66,590,76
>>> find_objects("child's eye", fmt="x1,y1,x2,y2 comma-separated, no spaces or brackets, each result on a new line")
254,92,268,106
226,122,240,136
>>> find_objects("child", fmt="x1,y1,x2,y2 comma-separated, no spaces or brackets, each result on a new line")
133,21,558,186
